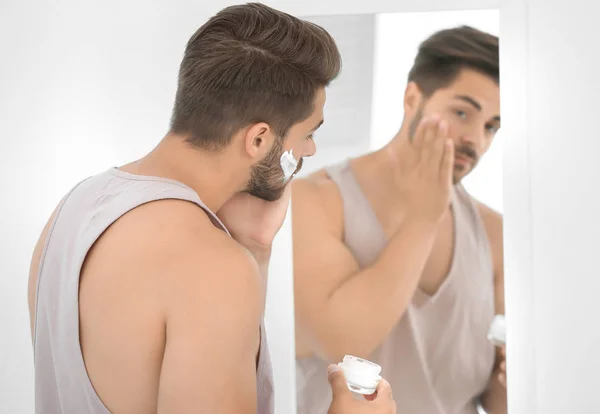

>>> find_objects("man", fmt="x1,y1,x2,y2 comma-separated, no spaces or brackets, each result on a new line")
27,3,396,414
293,26,506,414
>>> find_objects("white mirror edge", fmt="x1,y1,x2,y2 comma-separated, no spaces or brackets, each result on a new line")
500,1,535,414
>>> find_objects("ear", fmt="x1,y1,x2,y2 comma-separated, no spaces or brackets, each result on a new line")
404,81,423,114
243,122,275,160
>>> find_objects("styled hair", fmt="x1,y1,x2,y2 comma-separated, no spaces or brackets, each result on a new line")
407,25,499,97
169,2,342,150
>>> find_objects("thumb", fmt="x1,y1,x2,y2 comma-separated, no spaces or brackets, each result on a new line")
327,364,350,399
373,378,393,400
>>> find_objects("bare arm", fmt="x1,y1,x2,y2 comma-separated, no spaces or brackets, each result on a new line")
292,178,438,361
157,240,263,414
478,203,507,414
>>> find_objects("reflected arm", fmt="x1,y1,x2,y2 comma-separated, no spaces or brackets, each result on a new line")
478,204,507,414
292,177,438,361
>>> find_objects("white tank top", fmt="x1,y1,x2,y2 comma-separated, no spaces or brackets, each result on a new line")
33,168,274,413
296,160,496,414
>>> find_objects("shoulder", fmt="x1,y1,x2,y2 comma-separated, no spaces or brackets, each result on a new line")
471,199,504,274
456,185,503,238
292,169,344,236
95,198,263,316
475,201,503,241
292,169,341,206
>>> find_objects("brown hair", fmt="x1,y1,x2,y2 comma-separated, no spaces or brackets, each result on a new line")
408,25,498,98
169,3,342,150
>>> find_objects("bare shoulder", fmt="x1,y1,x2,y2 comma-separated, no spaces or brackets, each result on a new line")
118,202,265,412
475,201,503,241
292,169,344,236
473,200,504,291
95,198,264,312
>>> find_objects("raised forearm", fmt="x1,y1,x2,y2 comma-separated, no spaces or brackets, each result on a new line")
317,217,439,360
229,234,273,280
249,247,272,280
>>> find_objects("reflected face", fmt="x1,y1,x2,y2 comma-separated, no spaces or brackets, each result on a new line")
408,69,501,184
246,88,325,201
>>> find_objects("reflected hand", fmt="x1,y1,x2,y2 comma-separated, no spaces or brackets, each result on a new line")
387,115,454,224
327,365,396,414
497,346,506,387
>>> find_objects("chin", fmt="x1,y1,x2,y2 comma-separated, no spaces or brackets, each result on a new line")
452,174,464,185
452,167,472,185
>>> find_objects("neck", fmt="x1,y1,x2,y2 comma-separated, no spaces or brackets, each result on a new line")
368,125,458,189
384,123,409,153
124,133,247,212
368,125,408,167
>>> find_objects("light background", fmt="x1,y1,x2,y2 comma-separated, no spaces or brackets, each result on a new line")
0,5,500,414
4,1,597,413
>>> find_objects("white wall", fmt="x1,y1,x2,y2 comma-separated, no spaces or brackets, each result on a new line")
14,2,585,414
501,0,600,413
370,9,502,212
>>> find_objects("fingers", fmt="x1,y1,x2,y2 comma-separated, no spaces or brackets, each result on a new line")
373,378,393,401
411,115,430,151
363,392,377,402
498,371,507,387
439,138,454,186
411,115,447,166
425,119,447,166
498,349,507,387
420,115,440,152
327,365,351,401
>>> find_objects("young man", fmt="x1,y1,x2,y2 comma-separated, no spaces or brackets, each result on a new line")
293,26,506,414
27,3,396,414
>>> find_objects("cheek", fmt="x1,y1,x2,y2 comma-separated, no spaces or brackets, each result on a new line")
285,139,306,159
445,119,462,137
281,138,299,156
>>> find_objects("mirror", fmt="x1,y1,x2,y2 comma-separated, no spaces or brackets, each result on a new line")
291,9,504,414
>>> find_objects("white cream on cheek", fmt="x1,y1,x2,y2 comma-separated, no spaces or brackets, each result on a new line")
280,149,298,182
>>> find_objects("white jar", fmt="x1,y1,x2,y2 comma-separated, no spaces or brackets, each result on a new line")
337,355,382,395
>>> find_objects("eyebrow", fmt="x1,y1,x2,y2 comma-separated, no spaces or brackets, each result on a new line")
311,119,324,132
454,95,501,122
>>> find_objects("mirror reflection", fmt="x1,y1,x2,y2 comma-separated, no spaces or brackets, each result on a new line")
293,10,504,414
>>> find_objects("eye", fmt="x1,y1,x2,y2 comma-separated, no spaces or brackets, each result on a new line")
486,124,500,134
455,110,467,120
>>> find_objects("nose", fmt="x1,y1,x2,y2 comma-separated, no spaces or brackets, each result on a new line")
304,138,317,158
457,123,486,153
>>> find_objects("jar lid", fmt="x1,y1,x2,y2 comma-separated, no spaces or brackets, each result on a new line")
487,314,506,346
337,355,382,395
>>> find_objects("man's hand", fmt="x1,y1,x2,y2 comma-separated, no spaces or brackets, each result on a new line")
327,365,396,414
388,115,454,225
480,345,507,413
498,346,506,387
217,185,292,250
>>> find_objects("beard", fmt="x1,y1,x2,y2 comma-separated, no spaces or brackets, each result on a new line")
245,138,303,201
406,107,478,185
